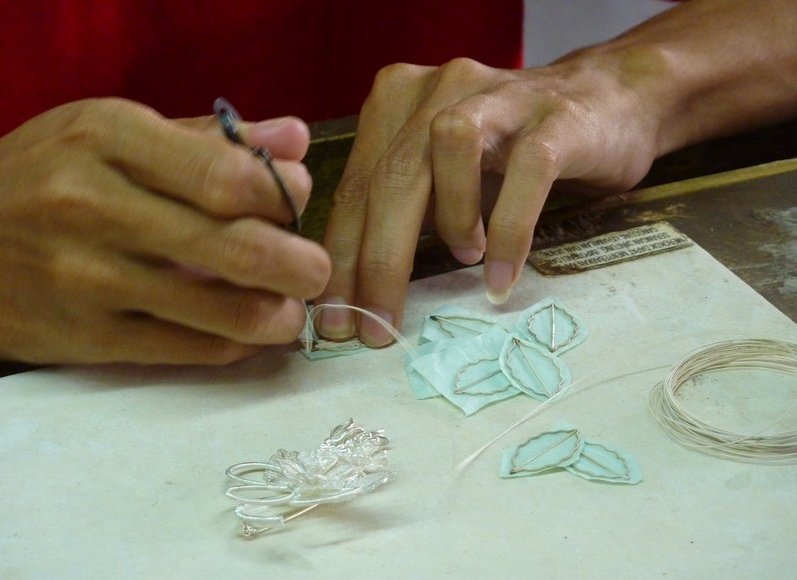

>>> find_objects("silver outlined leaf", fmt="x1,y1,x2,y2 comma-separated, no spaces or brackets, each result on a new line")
418,306,499,344
501,428,584,477
429,313,496,339
499,336,570,400
565,441,644,484
515,297,588,355
453,357,513,396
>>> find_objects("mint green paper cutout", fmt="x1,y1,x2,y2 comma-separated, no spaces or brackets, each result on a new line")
500,427,584,478
410,326,519,416
419,305,499,344
566,441,644,485
514,297,588,355
499,336,571,400
453,357,510,396
404,341,446,399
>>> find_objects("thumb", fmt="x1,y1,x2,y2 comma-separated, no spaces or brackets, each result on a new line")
175,114,311,161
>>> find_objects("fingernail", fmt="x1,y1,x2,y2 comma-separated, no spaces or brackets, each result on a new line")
254,117,289,129
450,247,484,265
360,308,395,348
318,297,355,339
484,260,515,305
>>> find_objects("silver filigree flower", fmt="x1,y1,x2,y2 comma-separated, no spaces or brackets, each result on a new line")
225,419,393,537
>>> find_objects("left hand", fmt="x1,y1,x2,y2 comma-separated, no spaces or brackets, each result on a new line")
319,54,667,345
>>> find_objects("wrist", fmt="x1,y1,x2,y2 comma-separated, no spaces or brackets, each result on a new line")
554,41,683,159
559,0,797,157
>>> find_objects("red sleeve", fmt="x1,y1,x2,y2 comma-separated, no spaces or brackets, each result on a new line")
0,0,523,134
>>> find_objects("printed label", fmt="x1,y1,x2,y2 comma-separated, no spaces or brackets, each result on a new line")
528,222,692,275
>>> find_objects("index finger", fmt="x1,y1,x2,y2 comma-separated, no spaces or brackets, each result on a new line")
319,64,434,341
353,122,434,346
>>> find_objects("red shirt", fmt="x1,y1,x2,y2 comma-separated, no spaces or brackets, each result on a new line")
0,1,523,135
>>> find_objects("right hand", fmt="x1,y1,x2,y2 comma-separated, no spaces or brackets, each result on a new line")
0,98,331,365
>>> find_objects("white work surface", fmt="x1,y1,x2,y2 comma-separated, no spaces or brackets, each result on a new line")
1,242,796,579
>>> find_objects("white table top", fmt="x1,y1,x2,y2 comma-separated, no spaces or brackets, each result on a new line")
1,241,795,579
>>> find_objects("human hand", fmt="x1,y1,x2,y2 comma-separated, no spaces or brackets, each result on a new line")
320,52,668,346
0,98,330,364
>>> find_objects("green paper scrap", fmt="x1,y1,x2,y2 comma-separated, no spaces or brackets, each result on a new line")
565,441,644,485
499,336,571,400
453,357,508,396
514,297,588,355
404,341,446,399
500,427,584,478
419,305,499,344
410,326,520,416
501,426,644,485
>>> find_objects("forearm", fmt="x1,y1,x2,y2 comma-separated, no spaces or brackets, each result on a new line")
561,0,797,156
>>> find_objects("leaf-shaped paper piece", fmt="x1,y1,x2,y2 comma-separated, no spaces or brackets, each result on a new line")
453,357,513,396
418,305,498,344
514,297,588,355
404,341,446,399
405,367,441,399
410,326,519,416
500,428,584,478
565,441,644,485
499,336,571,400
431,314,495,338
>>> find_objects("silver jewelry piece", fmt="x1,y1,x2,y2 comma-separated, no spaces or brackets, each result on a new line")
225,419,393,537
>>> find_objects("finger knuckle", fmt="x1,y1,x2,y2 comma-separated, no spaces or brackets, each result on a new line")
361,246,412,286
39,176,104,231
371,63,422,95
540,92,595,128
60,98,158,150
490,212,531,242
430,107,481,151
372,146,425,195
231,294,277,340
332,173,370,209
385,152,423,182
439,57,487,83
200,151,255,215
517,132,560,169
324,235,361,273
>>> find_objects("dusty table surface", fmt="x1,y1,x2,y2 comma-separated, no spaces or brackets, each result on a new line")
2,243,796,579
